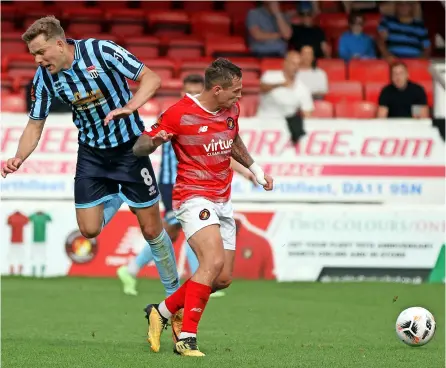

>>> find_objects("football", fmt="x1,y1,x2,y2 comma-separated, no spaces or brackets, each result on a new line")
396,307,436,347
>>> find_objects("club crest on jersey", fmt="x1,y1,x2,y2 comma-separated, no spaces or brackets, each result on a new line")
226,117,235,130
199,209,210,221
86,65,99,79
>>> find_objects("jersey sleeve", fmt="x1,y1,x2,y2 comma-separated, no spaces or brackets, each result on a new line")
99,40,145,81
28,67,53,120
144,110,180,138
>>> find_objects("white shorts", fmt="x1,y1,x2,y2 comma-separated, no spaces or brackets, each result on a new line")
174,197,236,251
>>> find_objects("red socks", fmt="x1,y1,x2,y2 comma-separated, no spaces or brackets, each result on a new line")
182,280,212,334
165,279,190,314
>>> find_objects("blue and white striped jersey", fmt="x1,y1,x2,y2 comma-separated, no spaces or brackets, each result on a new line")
29,38,145,149
158,141,178,185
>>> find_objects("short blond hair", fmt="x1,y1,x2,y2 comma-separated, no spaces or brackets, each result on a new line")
22,16,65,43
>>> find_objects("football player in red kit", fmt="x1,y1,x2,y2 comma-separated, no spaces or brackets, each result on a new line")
132,58,274,357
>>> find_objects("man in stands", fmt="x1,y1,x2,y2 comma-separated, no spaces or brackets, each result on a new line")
246,1,292,58
289,8,330,59
378,61,429,118
257,50,314,119
377,1,430,61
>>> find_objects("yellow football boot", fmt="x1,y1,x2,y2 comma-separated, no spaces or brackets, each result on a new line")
171,308,183,344
144,304,168,353
174,337,205,357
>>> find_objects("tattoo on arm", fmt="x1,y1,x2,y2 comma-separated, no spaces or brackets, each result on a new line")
231,134,254,168
132,134,156,156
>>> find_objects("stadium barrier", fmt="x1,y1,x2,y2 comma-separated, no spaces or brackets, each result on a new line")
1,113,444,283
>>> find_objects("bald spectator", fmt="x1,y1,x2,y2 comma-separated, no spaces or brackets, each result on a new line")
257,50,313,119
378,62,429,119
246,1,292,58
296,45,328,100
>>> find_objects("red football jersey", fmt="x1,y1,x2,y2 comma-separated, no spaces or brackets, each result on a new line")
145,94,240,209
7,211,29,243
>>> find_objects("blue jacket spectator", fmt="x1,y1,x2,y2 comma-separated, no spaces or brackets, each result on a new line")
338,13,376,61
377,2,430,60
247,1,292,58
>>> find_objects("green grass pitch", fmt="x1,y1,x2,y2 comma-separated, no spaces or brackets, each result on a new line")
2,277,444,368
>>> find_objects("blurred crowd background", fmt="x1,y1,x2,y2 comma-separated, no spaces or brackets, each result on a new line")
1,0,445,123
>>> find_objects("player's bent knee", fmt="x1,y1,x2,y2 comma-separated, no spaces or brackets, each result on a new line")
78,224,101,239
140,221,164,241
213,277,232,291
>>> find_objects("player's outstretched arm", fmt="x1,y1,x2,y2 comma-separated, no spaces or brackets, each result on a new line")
133,130,172,156
1,119,46,178
231,134,274,191
104,67,161,125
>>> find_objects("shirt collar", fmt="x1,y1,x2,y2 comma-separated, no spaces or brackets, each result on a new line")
66,38,80,60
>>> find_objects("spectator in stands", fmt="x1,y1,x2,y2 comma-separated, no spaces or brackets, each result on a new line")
296,45,328,100
378,62,429,118
377,1,430,61
289,8,330,59
257,50,313,119
338,12,377,61
246,1,292,58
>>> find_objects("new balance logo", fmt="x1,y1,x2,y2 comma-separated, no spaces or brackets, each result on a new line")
190,308,203,313
198,126,208,133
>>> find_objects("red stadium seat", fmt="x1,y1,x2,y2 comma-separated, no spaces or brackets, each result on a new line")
364,13,381,35
23,9,62,29
364,82,387,104
1,73,14,92
76,33,121,43
94,1,130,10
2,53,35,73
228,58,260,79
166,38,204,60
260,58,283,72
157,79,183,97
312,100,334,118
179,58,213,78
183,1,214,13
224,1,255,17
147,11,189,34
157,96,181,112
335,101,378,118
205,37,248,57
191,12,231,37
1,92,26,112
318,13,348,30
418,81,433,107
399,59,431,83
325,81,363,103
348,60,390,84
106,9,146,37
1,20,15,33
63,9,104,35
232,14,247,38
239,95,259,117
126,36,160,47
142,58,177,79
317,59,346,81
127,46,159,59
242,78,260,95
140,1,172,10
139,99,161,116
319,1,342,13
1,33,27,57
